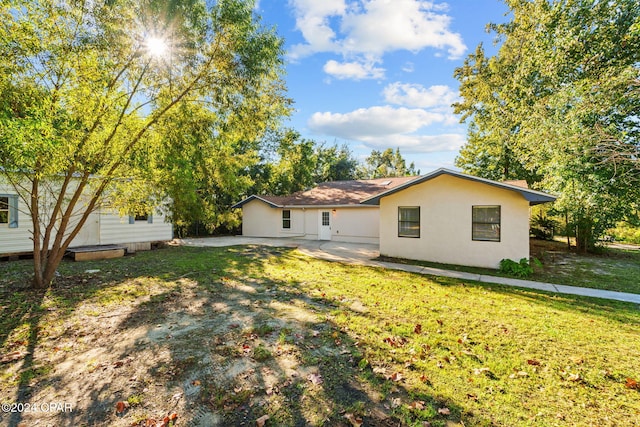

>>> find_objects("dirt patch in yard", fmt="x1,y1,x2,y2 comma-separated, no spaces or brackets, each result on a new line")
0,246,402,426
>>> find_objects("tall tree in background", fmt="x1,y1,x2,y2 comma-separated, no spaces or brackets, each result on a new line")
246,129,359,197
454,0,640,251
357,148,420,179
0,0,288,287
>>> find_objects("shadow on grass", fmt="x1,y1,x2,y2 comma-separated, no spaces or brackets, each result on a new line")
0,246,491,426
11,244,638,426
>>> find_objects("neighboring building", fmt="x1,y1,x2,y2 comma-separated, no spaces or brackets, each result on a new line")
0,181,173,257
233,168,556,268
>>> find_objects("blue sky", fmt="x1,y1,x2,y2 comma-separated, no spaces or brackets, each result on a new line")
255,0,510,172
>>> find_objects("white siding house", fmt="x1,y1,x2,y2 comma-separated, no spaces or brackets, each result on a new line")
0,181,173,256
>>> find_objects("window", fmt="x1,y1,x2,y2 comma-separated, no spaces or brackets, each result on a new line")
282,210,291,229
472,206,501,241
321,211,330,226
0,197,8,224
129,213,153,224
398,206,420,238
0,195,18,228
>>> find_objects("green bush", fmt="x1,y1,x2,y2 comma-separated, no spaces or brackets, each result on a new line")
609,222,640,244
499,258,536,278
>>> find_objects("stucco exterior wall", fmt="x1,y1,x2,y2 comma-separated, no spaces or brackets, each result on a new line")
331,207,379,244
379,174,530,268
240,200,379,243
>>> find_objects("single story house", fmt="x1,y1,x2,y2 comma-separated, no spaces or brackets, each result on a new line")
232,168,556,268
1,181,173,257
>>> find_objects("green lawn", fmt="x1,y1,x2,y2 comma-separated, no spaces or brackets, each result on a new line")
1,246,639,426
379,238,640,295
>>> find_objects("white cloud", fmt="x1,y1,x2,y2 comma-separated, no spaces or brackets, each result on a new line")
323,58,385,80
383,82,459,109
289,0,467,64
307,105,463,152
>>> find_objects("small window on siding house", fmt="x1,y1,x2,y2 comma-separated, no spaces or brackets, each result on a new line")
398,207,420,238
129,213,153,224
282,210,291,229
0,195,18,228
472,206,501,241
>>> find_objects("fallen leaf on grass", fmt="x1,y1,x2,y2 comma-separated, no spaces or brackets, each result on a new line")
344,413,363,426
437,407,450,415
389,372,403,382
115,400,129,414
414,324,422,334
408,400,425,410
383,336,408,348
256,414,270,427
307,373,323,385
567,373,581,382
527,359,541,366
625,378,639,390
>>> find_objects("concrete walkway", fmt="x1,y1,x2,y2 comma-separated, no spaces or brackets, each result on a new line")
176,236,640,305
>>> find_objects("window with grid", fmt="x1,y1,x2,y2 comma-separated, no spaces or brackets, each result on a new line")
398,206,420,238
472,205,501,241
321,211,330,226
282,210,291,229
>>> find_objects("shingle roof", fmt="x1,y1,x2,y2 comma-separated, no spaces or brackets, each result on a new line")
231,176,418,208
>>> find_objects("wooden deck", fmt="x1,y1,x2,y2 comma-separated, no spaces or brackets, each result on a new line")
66,245,126,261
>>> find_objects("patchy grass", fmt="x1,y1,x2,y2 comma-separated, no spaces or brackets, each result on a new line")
0,245,639,427
379,238,640,294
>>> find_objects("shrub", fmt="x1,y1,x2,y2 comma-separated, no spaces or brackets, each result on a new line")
499,258,537,278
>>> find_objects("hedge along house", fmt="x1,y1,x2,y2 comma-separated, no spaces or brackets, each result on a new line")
0,180,173,258
362,169,556,268
231,177,417,244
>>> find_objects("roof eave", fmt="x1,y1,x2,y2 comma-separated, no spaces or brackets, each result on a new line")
231,195,282,209
361,168,557,206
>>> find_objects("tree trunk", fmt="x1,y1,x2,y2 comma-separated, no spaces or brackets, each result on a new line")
575,217,595,253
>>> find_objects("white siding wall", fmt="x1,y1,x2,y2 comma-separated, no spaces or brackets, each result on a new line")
379,174,530,268
0,183,33,253
1,181,172,255
99,210,173,249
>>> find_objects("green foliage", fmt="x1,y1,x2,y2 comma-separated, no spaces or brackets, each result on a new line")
499,258,535,278
609,222,640,244
454,0,640,253
357,148,420,179
0,0,289,285
530,212,558,240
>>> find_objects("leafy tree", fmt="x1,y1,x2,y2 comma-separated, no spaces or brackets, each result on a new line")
0,0,288,287
454,0,640,252
246,130,359,197
314,142,358,182
357,148,420,179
